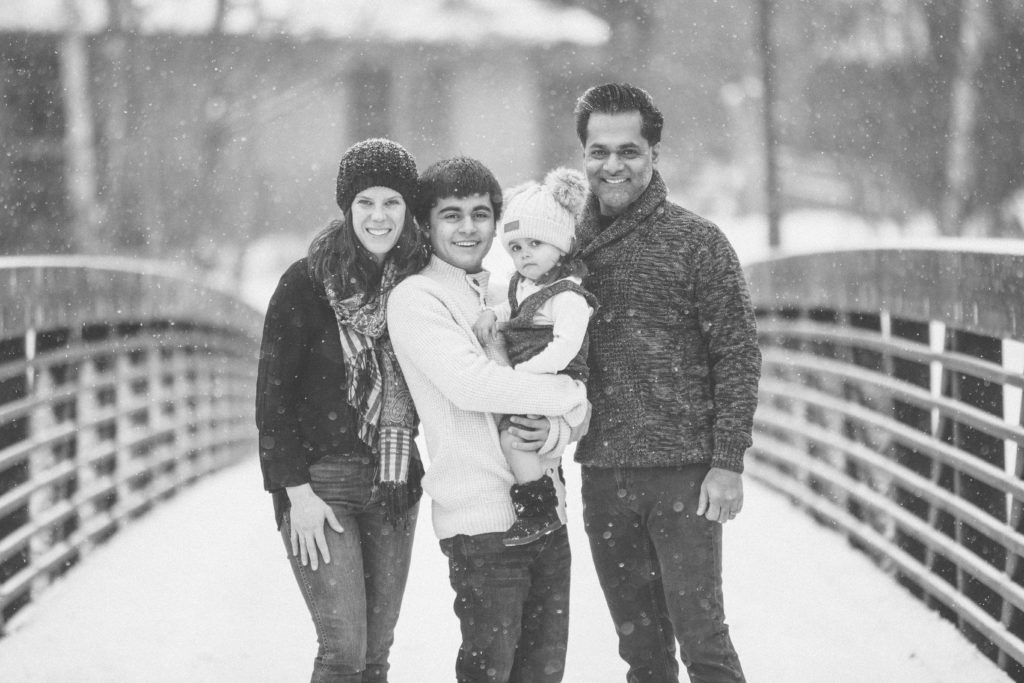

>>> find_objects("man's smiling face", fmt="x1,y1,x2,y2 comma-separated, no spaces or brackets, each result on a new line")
583,111,659,217
426,193,496,274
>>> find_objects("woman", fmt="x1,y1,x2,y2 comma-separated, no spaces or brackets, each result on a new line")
255,138,427,683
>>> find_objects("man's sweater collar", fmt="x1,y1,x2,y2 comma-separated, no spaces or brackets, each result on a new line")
424,254,491,294
578,170,668,259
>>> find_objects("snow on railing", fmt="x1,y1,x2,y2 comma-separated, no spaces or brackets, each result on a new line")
0,256,261,632
745,240,1024,677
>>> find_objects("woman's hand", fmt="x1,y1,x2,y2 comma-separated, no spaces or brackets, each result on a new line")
506,414,551,451
285,484,344,570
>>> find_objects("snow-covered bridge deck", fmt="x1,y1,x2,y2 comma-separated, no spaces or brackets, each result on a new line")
0,456,1007,682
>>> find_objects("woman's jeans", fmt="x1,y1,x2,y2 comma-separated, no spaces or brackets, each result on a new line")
581,464,744,683
439,526,571,683
281,455,417,683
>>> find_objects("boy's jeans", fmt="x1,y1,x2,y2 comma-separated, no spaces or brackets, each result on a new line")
581,464,745,683
440,526,571,682
281,455,417,683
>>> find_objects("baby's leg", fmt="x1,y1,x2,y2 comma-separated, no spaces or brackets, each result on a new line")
500,423,564,546
500,428,547,483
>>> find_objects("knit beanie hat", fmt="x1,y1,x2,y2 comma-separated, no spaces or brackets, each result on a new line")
335,138,418,212
500,167,587,255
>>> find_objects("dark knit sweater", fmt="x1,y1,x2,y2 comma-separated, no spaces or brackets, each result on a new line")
575,171,761,473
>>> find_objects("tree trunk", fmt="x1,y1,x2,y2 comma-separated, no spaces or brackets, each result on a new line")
757,0,782,249
59,1,102,254
940,0,992,236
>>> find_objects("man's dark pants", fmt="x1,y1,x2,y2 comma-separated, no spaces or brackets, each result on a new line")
440,526,571,682
582,464,745,683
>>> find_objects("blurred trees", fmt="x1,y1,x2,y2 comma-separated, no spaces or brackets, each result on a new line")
1,35,69,253
803,0,1024,236
1,0,267,261
4,0,1024,259
571,0,1023,237
764,0,1024,235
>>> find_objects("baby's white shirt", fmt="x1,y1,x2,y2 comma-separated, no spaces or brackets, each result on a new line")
492,275,594,375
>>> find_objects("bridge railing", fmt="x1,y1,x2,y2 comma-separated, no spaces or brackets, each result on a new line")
0,257,261,631
745,240,1024,677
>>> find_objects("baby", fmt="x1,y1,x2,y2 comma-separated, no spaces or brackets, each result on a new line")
473,167,598,546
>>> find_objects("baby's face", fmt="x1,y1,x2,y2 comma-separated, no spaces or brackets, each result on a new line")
507,238,563,281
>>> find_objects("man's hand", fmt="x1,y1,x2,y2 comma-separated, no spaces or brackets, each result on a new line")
506,414,550,451
472,309,499,346
696,468,743,524
285,483,345,570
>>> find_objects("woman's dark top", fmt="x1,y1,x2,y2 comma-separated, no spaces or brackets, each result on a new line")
256,257,406,527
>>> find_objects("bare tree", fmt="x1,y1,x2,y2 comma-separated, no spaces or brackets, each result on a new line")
97,0,137,252
757,0,782,249
940,0,993,235
60,0,102,253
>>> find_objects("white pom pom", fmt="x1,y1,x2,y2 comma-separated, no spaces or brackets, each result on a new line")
544,167,588,217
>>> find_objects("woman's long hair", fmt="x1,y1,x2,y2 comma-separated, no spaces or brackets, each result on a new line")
307,206,426,302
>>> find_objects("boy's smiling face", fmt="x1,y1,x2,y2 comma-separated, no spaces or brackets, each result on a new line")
426,193,496,274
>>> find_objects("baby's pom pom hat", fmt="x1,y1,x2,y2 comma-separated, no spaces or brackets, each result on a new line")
500,167,588,254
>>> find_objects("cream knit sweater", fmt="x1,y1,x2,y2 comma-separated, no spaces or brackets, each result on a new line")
388,256,589,540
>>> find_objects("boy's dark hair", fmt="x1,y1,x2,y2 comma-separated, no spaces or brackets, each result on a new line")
415,157,503,226
573,83,664,147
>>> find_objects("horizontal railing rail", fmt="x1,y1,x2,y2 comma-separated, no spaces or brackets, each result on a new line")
0,256,262,631
744,239,1024,678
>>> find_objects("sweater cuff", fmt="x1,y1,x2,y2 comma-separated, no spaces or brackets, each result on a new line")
710,432,751,474
538,417,570,456
538,417,559,455
562,381,589,428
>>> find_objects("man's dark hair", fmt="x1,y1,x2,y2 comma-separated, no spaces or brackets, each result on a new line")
574,83,664,147
415,156,503,226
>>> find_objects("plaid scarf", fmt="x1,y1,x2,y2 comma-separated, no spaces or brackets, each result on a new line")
325,260,419,527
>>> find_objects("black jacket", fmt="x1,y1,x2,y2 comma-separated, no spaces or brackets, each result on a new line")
255,258,376,525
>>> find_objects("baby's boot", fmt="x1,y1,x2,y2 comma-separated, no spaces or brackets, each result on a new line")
503,476,563,546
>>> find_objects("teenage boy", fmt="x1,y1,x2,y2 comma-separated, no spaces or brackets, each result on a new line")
387,157,589,683
572,83,762,683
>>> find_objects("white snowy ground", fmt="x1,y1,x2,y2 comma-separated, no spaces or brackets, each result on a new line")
0,454,1008,683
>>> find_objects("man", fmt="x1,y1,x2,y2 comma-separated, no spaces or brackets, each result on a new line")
387,157,589,682
572,83,762,682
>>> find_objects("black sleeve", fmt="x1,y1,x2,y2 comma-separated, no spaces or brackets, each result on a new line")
255,261,316,491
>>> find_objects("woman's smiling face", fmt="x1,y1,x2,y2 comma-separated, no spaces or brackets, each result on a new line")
350,186,407,263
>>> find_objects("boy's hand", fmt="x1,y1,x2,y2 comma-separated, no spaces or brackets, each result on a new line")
472,309,499,345
507,414,550,451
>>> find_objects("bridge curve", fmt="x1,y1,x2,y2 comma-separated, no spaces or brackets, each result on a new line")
745,239,1024,678
0,256,260,632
